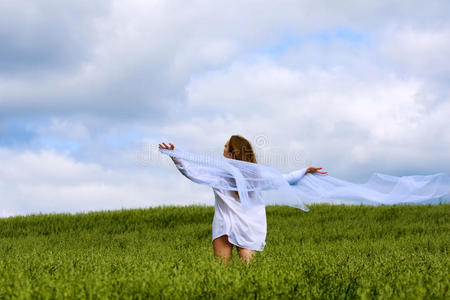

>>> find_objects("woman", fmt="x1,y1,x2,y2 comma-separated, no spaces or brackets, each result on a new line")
159,136,449,265
158,135,327,264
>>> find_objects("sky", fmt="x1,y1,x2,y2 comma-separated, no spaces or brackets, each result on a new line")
1,0,449,217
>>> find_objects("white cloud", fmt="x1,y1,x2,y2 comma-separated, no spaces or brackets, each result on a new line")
1,0,449,215
0,148,213,217
1,0,449,118
380,27,450,74
183,57,450,178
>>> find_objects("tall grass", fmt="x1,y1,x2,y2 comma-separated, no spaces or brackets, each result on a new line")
1,204,449,299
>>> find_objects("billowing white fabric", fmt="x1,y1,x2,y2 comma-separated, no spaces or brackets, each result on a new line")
159,146,449,208
159,146,450,250
159,146,312,212
161,146,310,250
210,168,309,251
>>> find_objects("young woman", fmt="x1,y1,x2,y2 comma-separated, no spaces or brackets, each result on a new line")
159,136,449,265
158,135,327,264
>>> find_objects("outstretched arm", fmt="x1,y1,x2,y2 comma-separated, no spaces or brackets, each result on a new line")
159,142,219,185
171,156,195,181
159,142,196,181
283,166,328,185
283,167,308,185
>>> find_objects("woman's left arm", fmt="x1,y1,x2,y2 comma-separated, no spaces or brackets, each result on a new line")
283,166,328,185
283,167,308,185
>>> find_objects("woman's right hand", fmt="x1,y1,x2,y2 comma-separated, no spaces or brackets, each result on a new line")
159,142,182,166
158,142,175,150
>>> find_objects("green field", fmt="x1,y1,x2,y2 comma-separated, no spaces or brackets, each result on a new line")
1,204,449,299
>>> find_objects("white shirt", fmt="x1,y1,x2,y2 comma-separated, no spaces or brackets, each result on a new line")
211,188,267,251
171,156,307,251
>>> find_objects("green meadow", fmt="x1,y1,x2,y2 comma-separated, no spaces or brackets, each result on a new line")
0,204,449,299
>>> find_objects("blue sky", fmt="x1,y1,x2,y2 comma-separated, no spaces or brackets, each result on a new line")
1,0,449,217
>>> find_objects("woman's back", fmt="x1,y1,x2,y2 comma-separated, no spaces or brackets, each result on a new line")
211,187,267,251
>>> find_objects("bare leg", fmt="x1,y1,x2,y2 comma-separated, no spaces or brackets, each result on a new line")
212,235,233,265
237,247,256,264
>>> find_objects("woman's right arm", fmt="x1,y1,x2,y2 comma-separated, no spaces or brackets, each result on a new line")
159,142,194,180
170,156,195,181
159,142,217,185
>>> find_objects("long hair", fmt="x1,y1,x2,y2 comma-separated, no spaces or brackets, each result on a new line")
227,135,257,163
226,135,257,199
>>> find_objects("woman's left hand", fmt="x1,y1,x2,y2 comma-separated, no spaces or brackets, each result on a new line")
306,167,328,175
159,142,175,150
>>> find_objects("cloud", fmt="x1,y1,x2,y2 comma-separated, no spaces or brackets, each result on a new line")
380,27,450,76
1,0,449,216
0,147,214,217
0,0,109,74
184,57,450,177
1,0,449,119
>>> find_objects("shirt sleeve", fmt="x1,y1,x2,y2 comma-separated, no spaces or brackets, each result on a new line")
283,167,308,185
170,156,221,186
